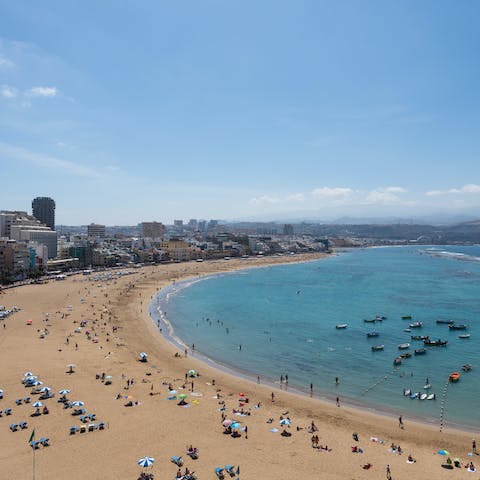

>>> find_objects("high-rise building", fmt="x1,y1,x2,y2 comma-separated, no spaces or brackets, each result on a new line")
32,197,56,230
141,222,165,239
87,223,106,238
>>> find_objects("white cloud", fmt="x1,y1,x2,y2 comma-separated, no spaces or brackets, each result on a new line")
426,184,480,196
311,187,354,199
249,195,281,205
365,186,407,204
285,193,305,202
0,142,101,178
26,86,58,97
1,85,18,98
0,56,14,69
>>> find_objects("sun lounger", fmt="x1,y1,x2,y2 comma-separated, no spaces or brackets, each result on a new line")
24,397,31,403
10,423,18,432
215,467,225,479
88,423,96,432
30,440,40,449
225,465,235,477
70,426,79,435
171,456,184,466
79,425,87,433
5,408,12,415
89,413,96,421
98,422,105,430
15,399,22,405
19,421,28,429
72,408,86,416
40,437,50,447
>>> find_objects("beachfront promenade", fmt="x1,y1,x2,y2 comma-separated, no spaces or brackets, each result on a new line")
0,254,476,479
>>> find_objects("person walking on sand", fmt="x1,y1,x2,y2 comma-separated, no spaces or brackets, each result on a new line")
399,415,404,429
271,392,275,402
386,464,391,480
336,396,340,407
473,439,477,454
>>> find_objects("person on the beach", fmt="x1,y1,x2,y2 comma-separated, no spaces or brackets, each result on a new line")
336,396,340,407
271,392,275,402
386,464,391,480
399,415,404,429
473,439,477,454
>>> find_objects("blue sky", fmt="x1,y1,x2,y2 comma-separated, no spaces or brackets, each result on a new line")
1,1,480,224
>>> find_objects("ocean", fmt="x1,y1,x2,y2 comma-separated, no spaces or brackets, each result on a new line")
149,246,480,429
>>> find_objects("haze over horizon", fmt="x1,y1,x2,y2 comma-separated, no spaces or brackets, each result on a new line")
1,1,480,225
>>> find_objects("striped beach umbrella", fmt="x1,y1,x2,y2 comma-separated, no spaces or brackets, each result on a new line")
23,372,34,377
32,401,43,407
39,386,51,392
137,456,154,468
70,401,84,407
59,389,71,395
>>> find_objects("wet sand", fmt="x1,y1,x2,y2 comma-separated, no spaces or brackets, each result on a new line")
0,254,476,480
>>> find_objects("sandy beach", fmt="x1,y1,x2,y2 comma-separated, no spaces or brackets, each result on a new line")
0,254,477,480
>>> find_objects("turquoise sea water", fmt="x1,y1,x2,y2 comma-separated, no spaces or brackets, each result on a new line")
150,246,480,429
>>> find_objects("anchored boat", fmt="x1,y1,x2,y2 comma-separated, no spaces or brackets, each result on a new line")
449,372,460,382
371,344,384,351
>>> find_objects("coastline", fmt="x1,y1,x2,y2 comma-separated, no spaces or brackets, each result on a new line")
0,252,476,480
148,256,478,434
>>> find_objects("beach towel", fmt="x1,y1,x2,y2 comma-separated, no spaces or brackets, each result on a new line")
269,428,279,433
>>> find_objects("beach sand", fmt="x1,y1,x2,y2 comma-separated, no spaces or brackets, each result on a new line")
0,254,476,480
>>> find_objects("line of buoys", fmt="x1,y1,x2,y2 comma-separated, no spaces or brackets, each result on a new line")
439,378,450,432
361,371,393,396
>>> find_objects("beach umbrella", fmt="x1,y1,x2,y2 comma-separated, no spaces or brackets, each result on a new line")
169,390,177,395
139,352,147,357
67,364,76,369
238,393,245,397
280,418,291,426
188,369,197,377
104,375,113,380
59,389,71,395
438,449,450,455
71,401,84,407
39,386,51,392
33,381,43,386
178,393,187,400
23,372,34,377
137,456,154,468
231,422,242,429
222,419,233,427
32,401,43,407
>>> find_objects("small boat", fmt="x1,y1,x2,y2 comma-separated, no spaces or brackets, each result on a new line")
462,364,473,372
401,315,413,320
404,329,411,332
403,389,411,396
426,393,436,400
363,318,376,323
399,352,412,359
459,334,470,339
393,357,402,365
423,383,431,389
398,343,410,350
410,391,419,399
424,339,448,346
436,319,454,324
419,393,427,400
411,335,429,341
448,324,468,330
449,372,460,382
414,348,427,355
371,344,384,351
335,324,348,329
366,332,379,338
409,322,423,328
375,315,387,320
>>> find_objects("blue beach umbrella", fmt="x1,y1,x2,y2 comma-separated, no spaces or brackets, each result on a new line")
59,389,71,395
438,449,450,455
71,401,84,407
23,372,34,377
39,386,51,392
32,401,43,407
230,422,242,429
169,390,177,395
137,456,154,468
280,418,291,426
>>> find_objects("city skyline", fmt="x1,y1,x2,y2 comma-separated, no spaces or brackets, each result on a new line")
1,2,480,224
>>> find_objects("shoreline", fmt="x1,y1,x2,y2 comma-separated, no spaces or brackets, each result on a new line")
148,256,479,435
1,252,477,480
